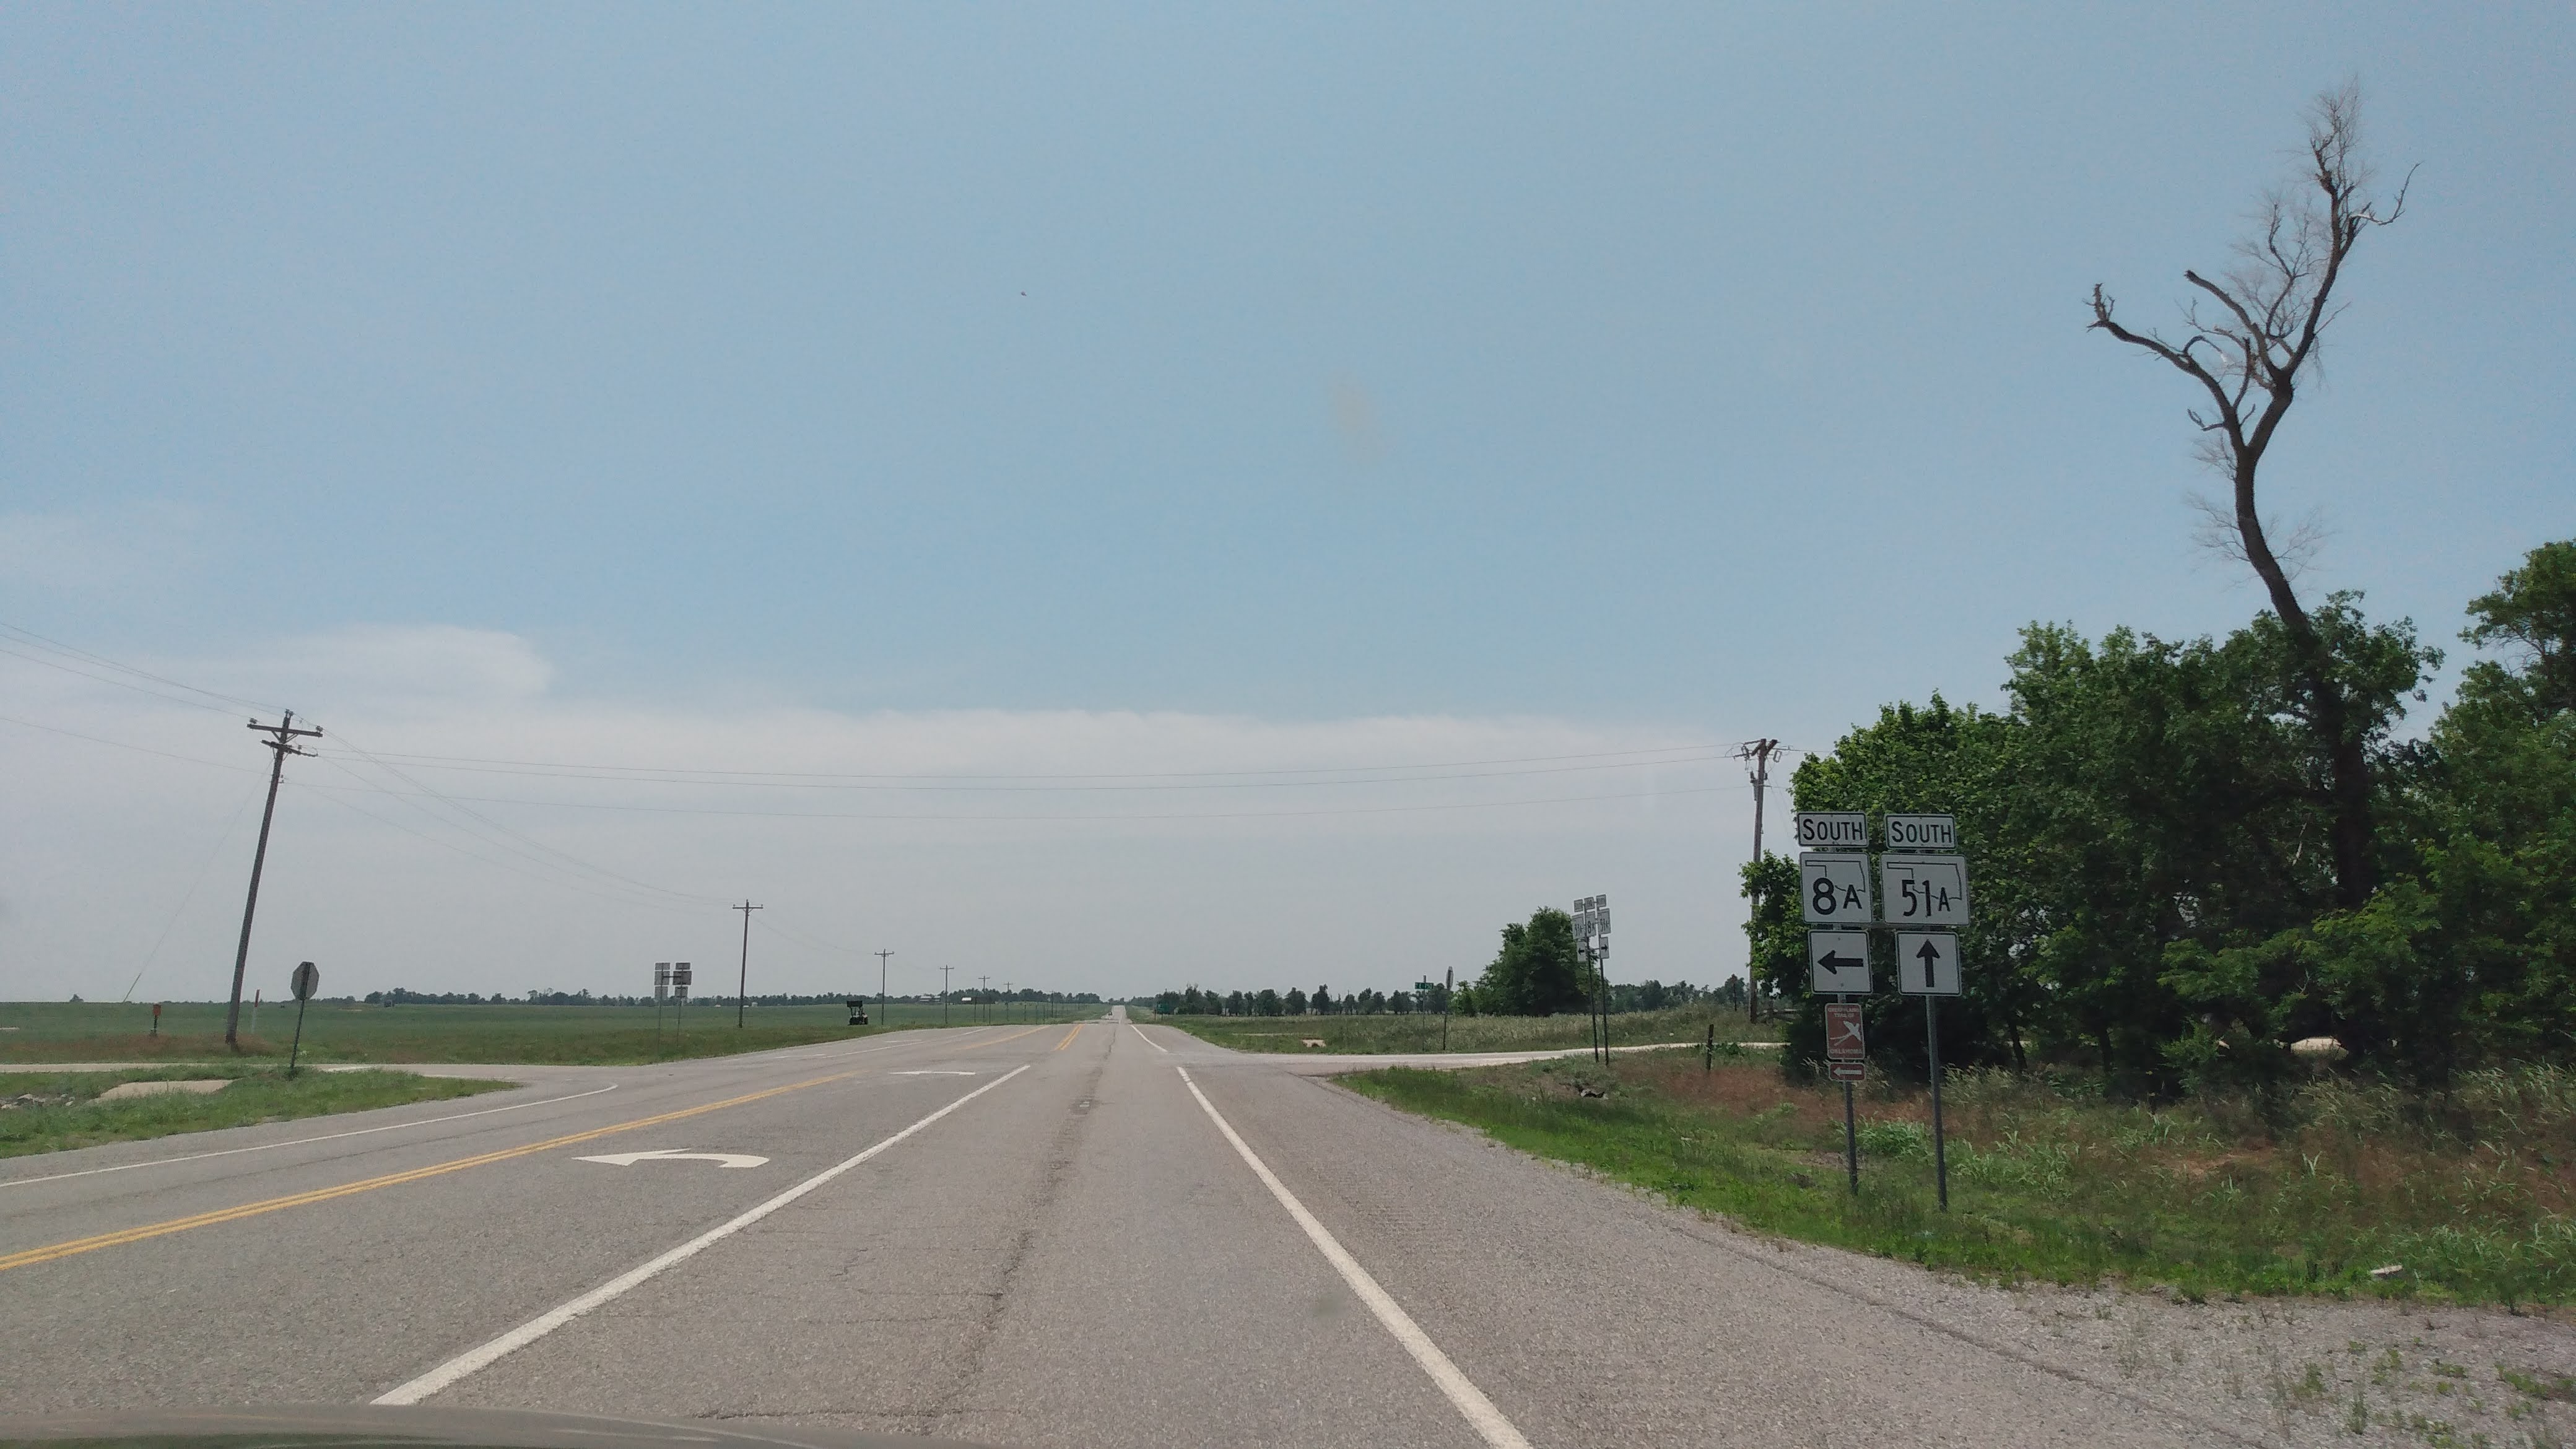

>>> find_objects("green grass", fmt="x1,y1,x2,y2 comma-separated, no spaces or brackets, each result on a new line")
1141,1004,1779,1055
1344,1051,2576,1307
0,1064,512,1158
0,999,1087,1067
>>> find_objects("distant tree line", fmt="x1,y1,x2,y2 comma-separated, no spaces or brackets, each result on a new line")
1148,909,1736,1017
363,988,1102,1007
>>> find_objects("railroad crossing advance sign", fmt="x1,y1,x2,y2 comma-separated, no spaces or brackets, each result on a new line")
290,961,320,1003
1808,929,1870,994
1897,932,1961,995
1878,853,1970,926
1798,853,1872,925
1794,812,1867,851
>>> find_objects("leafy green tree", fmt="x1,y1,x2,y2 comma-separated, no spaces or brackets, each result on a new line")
1254,988,1282,1017
1284,987,1308,1016
1475,908,1585,1016
1312,985,1333,1015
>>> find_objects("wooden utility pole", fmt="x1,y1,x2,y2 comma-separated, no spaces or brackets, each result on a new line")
1736,739,1779,1024
734,901,763,1026
225,712,323,1048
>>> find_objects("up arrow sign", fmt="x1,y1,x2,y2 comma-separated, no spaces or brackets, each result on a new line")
576,1148,770,1168
1895,932,1960,996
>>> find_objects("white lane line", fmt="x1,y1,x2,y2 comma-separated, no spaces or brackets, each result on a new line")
1175,1066,1533,1449
1129,1023,1169,1053
374,1063,1032,1406
0,1084,624,1191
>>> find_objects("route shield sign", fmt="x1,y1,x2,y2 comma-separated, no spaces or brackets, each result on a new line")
1896,931,1961,995
1794,812,1867,850
1799,853,1873,925
1808,930,1871,994
1878,853,1969,926
1884,814,1957,851
1825,1003,1866,1061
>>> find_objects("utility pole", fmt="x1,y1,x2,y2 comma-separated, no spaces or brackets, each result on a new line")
225,712,323,1048
875,949,892,1027
979,975,990,1025
1736,739,1780,1024
734,901,763,1027
941,965,953,1025
1004,981,1013,1025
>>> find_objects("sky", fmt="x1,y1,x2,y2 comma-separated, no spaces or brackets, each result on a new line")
2,4,2569,1006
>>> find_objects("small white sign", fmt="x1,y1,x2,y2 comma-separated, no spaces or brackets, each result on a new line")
1879,855,1970,926
1896,932,1961,995
1794,812,1868,850
1884,814,1958,851
1808,930,1871,994
1799,853,1873,925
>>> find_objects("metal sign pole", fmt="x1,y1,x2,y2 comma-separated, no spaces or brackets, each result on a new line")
1843,1007,1860,1196
1927,996,1949,1211
287,961,319,1079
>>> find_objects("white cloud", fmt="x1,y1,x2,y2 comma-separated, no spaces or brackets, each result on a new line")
0,626,1757,1006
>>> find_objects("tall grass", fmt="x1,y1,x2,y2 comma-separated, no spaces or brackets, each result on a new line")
1145,1004,1776,1055
1346,1053,2576,1305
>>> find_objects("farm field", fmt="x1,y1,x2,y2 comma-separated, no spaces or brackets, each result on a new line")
1142,1003,1779,1055
0,999,1096,1066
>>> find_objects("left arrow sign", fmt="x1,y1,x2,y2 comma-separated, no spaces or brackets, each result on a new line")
575,1148,769,1168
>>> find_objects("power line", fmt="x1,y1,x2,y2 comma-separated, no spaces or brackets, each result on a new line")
307,742,1724,785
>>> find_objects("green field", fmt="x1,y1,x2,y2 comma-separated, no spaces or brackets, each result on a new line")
1141,1004,1780,1055
0,999,1094,1067
0,1063,512,1158
1346,1050,2576,1306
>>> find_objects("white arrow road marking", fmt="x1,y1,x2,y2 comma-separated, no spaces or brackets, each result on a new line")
888,1069,977,1076
375,1064,1030,1406
575,1148,769,1168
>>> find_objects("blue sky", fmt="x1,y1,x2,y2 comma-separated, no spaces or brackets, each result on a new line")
2,6,2569,1002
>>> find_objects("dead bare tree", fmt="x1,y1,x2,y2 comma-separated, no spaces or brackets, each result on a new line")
2089,83,2410,910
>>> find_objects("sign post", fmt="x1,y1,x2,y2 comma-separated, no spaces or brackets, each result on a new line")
287,960,320,1078
672,962,692,1035
653,963,671,1033
1824,1001,1865,1194
1887,814,1964,1212
1897,928,1961,1210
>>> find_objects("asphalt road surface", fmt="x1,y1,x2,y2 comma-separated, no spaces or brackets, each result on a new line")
0,1009,2467,1448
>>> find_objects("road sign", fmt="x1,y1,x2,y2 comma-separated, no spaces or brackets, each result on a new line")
1878,853,1970,926
1808,930,1871,994
1799,853,1873,925
1884,814,1958,851
1896,932,1961,995
1825,1060,1866,1082
1794,812,1867,850
1824,1002,1866,1061
1415,981,1437,993
290,961,320,1002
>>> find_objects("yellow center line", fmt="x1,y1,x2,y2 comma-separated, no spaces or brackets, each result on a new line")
962,1025,1052,1050
1053,1024,1083,1051
0,1070,858,1275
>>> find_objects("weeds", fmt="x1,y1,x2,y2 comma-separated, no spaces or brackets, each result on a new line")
1344,1051,2576,1305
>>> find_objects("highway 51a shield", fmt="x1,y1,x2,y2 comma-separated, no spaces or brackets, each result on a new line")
1808,930,1871,994
1799,853,1873,925
1878,853,1969,926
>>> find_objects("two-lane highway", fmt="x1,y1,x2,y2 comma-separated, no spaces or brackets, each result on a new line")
2,1011,2361,1447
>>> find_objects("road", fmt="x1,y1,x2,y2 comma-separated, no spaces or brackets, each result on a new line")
0,1011,2507,1448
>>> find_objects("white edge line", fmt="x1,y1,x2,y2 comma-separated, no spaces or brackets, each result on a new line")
373,1063,1033,1406
1175,1065,1533,1449
1129,1023,1169,1053
0,1084,624,1190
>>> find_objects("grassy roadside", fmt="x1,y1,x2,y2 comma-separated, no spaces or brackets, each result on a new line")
0,1001,1042,1066
1142,1004,1779,1055
0,1064,513,1158
1343,1050,2576,1307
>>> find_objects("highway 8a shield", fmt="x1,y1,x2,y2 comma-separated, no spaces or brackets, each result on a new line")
1895,931,1961,996
1808,930,1870,994
1799,853,1873,925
